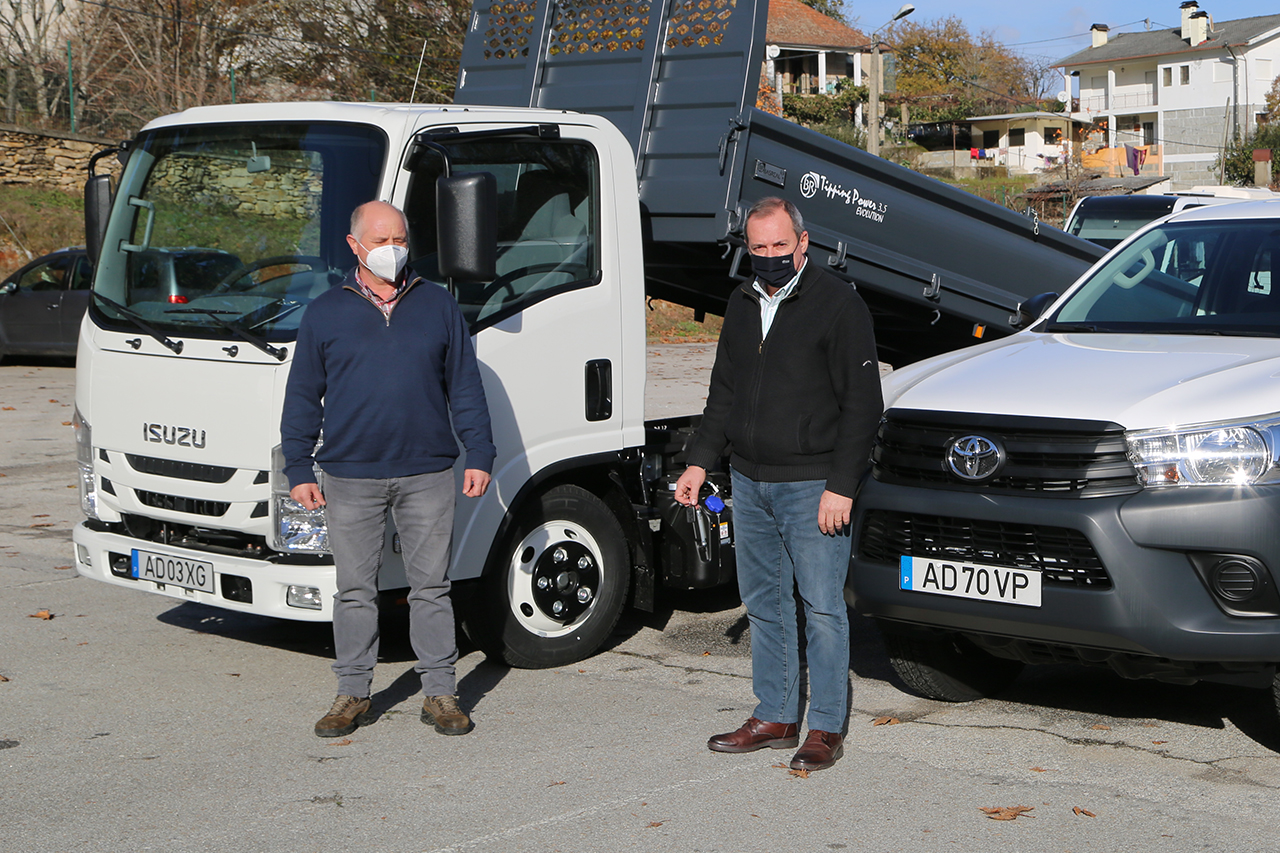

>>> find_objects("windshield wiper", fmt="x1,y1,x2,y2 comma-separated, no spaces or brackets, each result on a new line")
1043,322,1100,333
91,291,184,354
167,307,287,361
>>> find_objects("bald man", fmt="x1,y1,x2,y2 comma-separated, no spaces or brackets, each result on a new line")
282,201,495,738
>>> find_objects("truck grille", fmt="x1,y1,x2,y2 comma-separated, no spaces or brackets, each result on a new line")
126,454,236,483
873,409,1139,498
134,489,231,517
858,509,1112,589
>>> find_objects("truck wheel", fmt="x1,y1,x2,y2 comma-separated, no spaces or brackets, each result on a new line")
881,626,1023,702
466,484,629,669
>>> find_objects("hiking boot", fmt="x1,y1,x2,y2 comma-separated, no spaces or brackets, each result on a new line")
421,694,473,735
314,695,373,738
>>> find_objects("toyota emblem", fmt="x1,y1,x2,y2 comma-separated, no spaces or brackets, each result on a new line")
946,435,1004,482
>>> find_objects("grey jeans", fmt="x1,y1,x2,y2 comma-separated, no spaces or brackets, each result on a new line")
323,470,457,698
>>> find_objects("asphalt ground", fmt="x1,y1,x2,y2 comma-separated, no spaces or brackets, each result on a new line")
5,352,1280,852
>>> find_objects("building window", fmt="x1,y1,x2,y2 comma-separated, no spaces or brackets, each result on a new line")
1163,67,1172,86
982,129,999,149
1045,127,1063,144
1009,128,1026,146
1258,59,1273,81
1180,65,1190,85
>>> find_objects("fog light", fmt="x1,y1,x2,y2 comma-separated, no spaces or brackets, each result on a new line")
1211,559,1261,602
287,585,324,610
76,544,91,568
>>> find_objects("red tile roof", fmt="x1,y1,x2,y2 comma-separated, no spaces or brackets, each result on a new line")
767,0,867,50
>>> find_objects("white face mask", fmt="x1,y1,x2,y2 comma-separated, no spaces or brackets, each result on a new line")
356,239,409,281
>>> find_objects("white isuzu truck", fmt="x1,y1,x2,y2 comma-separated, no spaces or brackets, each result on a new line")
847,198,1280,718
70,0,1102,667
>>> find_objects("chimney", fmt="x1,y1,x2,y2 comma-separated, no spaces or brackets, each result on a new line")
1187,10,1209,45
1091,23,1109,48
1180,2,1200,41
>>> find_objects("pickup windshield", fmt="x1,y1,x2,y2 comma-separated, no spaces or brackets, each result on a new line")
1047,219,1280,336
91,122,385,341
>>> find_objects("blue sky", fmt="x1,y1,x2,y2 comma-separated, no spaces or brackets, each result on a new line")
847,2,1280,62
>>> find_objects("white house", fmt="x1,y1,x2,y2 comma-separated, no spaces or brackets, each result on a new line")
967,111,1092,174
1056,2,1280,188
764,0,866,95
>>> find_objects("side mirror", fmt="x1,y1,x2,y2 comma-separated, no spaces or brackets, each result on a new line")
1010,291,1058,329
436,172,497,282
0,281,16,295
85,152,116,264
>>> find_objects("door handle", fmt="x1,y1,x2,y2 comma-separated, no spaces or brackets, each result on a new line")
585,359,612,422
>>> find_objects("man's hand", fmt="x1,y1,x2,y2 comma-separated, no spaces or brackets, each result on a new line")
463,469,491,498
818,490,853,536
290,482,325,510
674,466,706,507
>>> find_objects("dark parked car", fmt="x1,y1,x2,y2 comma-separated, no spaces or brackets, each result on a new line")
0,248,92,359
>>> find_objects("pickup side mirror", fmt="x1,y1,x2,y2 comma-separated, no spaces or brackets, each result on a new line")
1010,291,1059,329
436,172,497,282
85,173,113,264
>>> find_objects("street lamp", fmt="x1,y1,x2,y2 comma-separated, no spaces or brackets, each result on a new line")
868,3,914,158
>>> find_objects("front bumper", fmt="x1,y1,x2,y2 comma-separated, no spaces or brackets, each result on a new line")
73,522,336,622
847,479,1280,664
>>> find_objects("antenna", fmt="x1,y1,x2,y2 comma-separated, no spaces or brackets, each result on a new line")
410,37,429,103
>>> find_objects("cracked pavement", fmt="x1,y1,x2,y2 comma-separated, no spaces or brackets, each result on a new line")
4,358,1280,851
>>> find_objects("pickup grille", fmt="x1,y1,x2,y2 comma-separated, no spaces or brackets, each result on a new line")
858,509,1112,589
873,409,1139,498
126,454,236,484
134,489,231,517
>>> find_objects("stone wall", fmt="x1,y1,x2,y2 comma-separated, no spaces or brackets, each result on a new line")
0,124,122,193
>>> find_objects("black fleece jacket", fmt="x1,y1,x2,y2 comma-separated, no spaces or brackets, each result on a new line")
685,259,883,498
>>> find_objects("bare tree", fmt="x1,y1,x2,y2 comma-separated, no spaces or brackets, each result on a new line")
1,0,72,123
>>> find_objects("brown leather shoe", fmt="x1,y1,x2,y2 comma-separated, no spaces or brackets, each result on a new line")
314,695,372,738
790,729,844,771
422,695,474,736
708,717,800,753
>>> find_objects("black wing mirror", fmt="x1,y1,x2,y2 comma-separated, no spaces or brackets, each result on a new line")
436,172,497,283
1010,291,1059,329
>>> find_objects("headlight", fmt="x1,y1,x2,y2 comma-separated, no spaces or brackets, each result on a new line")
268,444,329,552
1126,416,1279,487
74,407,100,520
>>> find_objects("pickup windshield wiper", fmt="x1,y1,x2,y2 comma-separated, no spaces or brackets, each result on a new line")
1043,322,1100,333
167,307,287,361
91,291,184,354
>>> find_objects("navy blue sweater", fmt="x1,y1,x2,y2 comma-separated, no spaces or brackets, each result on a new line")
281,271,495,488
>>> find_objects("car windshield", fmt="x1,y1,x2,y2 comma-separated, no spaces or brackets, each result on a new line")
91,121,385,341
1047,219,1280,336
1066,198,1176,250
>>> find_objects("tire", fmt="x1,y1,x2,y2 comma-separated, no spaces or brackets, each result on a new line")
881,625,1024,702
464,484,629,668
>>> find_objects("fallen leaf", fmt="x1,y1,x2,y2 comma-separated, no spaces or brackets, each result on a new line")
771,763,788,770
645,821,664,828
77,642,89,646
1030,766,1052,773
1091,724,1111,731
701,651,711,656
32,514,49,518
980,806,1035,821
1,406,13,411
61,421,72,426
29,609,54,620
1152,740,1168,745
872,716,901,726
788,768,810,779
54,565,72,570
578,669,586,673
29,523,54,528
226,673,241,677
329,738,353,746
0,674,9,682
48,399,58,403
1073,807,1096,818
547,781,566,787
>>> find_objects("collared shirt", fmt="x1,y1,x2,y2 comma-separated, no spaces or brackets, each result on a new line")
354,267,408,319
752,257,807,338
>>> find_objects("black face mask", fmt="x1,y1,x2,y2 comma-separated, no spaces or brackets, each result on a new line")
749,252,796,290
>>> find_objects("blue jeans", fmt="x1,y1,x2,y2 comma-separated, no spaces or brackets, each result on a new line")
323,470,456,698
731,469,853,734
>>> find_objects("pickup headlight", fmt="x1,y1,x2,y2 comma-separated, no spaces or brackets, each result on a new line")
268,444,329,552
1126,416,1280,487
74,407,100,520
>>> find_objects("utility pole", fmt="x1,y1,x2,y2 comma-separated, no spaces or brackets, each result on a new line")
867,4,914,158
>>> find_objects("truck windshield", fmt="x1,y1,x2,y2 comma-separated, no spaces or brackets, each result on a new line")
91,121,385,342
1048,220,1280,336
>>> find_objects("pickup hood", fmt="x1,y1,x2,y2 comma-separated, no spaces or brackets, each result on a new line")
886,333,1280,430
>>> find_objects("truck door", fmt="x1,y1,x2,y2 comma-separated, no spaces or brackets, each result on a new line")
397,126,625,572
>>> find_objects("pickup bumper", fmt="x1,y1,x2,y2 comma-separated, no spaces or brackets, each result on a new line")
73,522,336,621
847,480,1280,664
